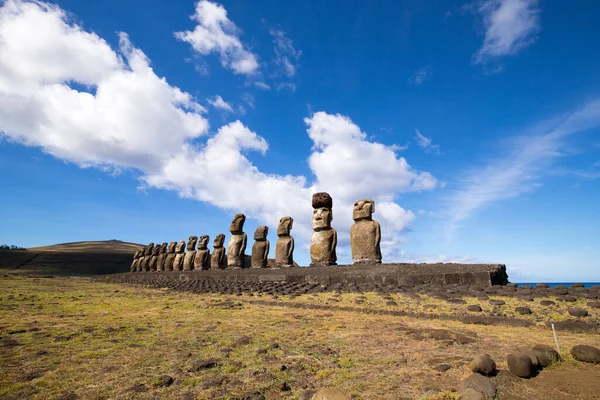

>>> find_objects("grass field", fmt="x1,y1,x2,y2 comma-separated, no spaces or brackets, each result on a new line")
1,275,600,400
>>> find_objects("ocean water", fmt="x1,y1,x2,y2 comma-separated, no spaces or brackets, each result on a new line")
516,282,600,288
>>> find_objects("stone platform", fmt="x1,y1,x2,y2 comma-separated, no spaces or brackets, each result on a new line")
99,262,508,287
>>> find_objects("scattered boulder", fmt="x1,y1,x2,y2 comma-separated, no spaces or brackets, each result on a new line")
507,353,534,378
190,358,218,372
311,388,350,400
532,344,560,367
467,305,482,312
567,307,588,317
535,283,549,288
489,299,505,306
299,390,317,400
540,300,555,306
515,306,532,315
469,354,496,376
460,373,496,398
587,301,600,309
558,295,577,302
571,283,585,288
447,299,467,305
155,375,174,387
570,345,600,364
523,351,540,369
459,388,486,400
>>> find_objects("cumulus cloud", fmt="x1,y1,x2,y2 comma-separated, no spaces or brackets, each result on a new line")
472,0,541,64
207,95,233,112
175,0,259,75
415,129,441,154
0,0,438,264
408,66,432,85
445,98,600,232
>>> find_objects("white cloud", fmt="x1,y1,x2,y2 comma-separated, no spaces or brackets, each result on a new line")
175,0,259,75
207,95,233,112
414,129,440,154
408,66,432,85
473,0,541,64
276,82,296,92
0,0,438,264
445,98,600,232
269,28,301,78
253,81,271,90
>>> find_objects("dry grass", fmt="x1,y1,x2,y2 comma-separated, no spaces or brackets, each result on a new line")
1,276,599,400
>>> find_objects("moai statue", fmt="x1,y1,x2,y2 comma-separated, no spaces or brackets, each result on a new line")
251,226,270,268
149,243,161,271
164,241,177,271
130,249,141,272
156,242,168,271
183,236,198,271
350,199,382,264
194,235,211,270
211,234,226,269
227,214,247,269
275,216,294,268
141,242,154,272
173,240,186,271
310,192,337,267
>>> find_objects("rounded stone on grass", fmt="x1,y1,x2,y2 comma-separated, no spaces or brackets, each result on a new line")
469,354,496,376
535,283,549,288
489,299,505,306
311,388,350,400
459,388,485,400
571,345,600,364
515,306,532,315
460,373,496,398
532,344,560,367
467,305,482,312
540,300,555,306
587,301,600,309
507,353,534,378
567,307,588,317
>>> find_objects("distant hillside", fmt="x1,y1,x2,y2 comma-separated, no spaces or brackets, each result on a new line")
28,240,144,253
1,240,143,276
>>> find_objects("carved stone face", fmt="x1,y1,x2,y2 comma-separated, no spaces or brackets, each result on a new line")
168,242,177,253
146,243,154,256
152,244,161,256
312,207,332,230
176,240,186,253
198,235,209,249
160,242,168,254
133,251,140,259
213,233,225,247
277,216,293,236
187,236,198,251
254,226,268,240
230,213,246,233
353,199,375,221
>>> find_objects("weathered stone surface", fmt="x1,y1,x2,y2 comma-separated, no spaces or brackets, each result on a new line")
507,353,534,378
148,244,160,271
459,388,485,400
275,216,294,268
190,358,218,371
130,250,141,272
588,301,600,309
540,300,555,306
141,242,154,272
183,236,198,271
251,226,269,269
173,240,186,271
350,199,382,265
516,306,532,315
194,235,210,270
571,345,600,364
164,242,177,271
532,344,560,367
568,307,588,317
460,373,496,398
211,234,226,269
311,388,350,400
467,304,482,312
312,192,332,209
536,283,549,288
524,350,540,369
156,375,174,387
156,242,167,271
469,354,496,376
310,193,337,267
227,214,247,269
489,299,505,306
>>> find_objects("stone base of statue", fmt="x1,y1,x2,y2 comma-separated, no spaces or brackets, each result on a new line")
309,261,337,268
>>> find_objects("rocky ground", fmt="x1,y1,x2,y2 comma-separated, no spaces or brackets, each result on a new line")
1,274,599,399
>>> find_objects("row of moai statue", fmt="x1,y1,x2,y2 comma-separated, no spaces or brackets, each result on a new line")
130,192,381,271
130,214,295,272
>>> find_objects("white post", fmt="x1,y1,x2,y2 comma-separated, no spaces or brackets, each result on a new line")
551,323,561,354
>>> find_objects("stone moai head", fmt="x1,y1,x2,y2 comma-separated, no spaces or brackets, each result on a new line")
213,233,225,248
277,216,293,236
133,250,140,259
152,244,161,256
198,235,209,249
187,236,198,251
138,247,146,257
254,226,268,241
176,240,186,253
353,199,375,221
145,243,154,256
168,241,177,253
230,213,246,234
160,242,168,254
312,192,333,231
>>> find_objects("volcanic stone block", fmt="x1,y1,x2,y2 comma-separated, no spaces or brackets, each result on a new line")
251,226,269,269
310,193,337,268
211,234,226,269
183,236,198,271
149,244,161,271
275,216,294,268
156,242,168,271
194,235,211,270
350,199,382,265
173,240,186,271
227,214,247,269
164,242,177,271
130,249,142,272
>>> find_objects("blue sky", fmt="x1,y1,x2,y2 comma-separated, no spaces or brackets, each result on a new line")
1,0,599,282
